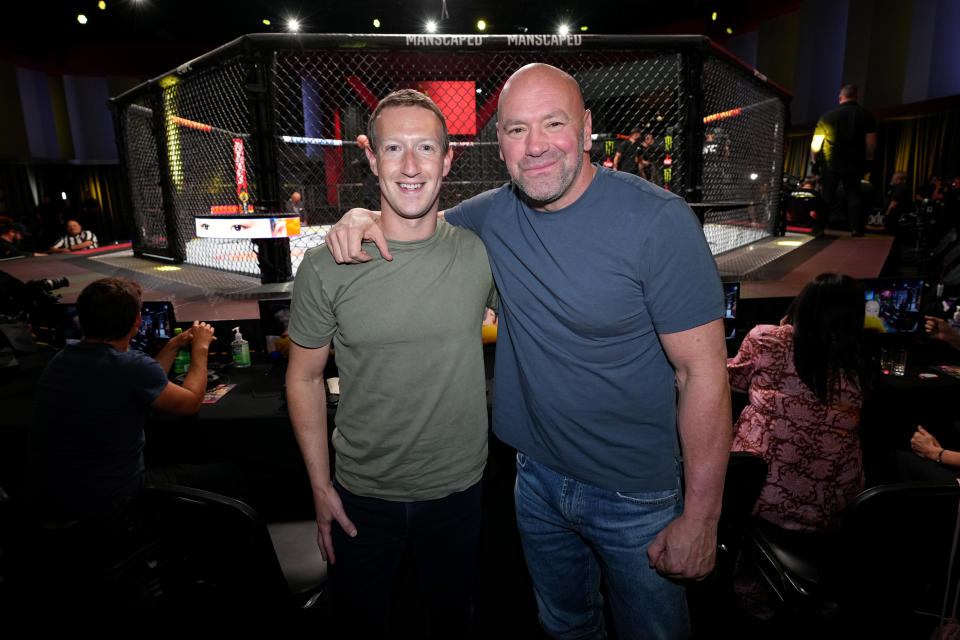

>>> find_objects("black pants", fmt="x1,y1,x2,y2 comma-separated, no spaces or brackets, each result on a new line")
329,480,482,639
819,168,865,235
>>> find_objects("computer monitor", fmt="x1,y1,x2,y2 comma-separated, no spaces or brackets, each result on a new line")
258,298,292,359
722,282,739,340
861,278,923,334
129,301,176,355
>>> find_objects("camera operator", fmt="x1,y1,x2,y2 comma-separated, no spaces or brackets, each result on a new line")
0,216,46,258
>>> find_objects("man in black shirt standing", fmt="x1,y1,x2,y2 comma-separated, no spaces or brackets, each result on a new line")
811,84,877,237
613,128,643,176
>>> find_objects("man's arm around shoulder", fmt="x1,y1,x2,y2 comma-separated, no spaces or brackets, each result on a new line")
648,318,732,581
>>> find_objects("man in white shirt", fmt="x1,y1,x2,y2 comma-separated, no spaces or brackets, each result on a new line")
49,220,98,253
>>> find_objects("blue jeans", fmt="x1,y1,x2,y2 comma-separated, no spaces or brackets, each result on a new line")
329,480,482,638
514,452,689,640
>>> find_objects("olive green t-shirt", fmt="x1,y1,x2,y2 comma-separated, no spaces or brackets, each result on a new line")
289,221,497,501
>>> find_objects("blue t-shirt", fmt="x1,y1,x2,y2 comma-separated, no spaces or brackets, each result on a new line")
28,342,170,520
446,165,724,491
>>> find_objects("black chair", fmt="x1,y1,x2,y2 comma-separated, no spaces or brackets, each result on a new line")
683,451,768,587
127,484,327,612
688,452,767,633
744,481,960,636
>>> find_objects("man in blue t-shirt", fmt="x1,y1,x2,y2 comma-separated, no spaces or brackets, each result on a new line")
325,63,732,639
28,277,216,524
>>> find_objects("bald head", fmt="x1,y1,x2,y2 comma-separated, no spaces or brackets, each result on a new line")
495,63,595,211
498,63,585,120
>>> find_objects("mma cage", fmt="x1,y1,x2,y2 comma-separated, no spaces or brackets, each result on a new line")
110,34,790,283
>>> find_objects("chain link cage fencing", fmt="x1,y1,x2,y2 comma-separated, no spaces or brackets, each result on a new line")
110,35,790,282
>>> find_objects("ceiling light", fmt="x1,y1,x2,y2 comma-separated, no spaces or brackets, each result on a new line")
580,25,589,32
712,11,718,21
477,19,486,31
287,18,301,32
77,14,88,24
557,24,569,35
373,18,381,28
425,20,437,33
98,1,107,9
262,18,271,26
725,27,733,35
749,173,759,180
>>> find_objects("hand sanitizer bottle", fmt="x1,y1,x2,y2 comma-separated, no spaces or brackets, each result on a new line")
232,326,251,368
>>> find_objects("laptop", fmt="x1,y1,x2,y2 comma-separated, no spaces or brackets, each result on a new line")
723,282,740,341
129,301,177,355
861,278,924,334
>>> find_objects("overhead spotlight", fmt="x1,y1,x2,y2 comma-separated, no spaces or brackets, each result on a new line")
287,18,301,32
557,24,569,35
476,87,483,94
262,18,271,26
373,18,381,28
425,19,437,33
711,11,718,21
477,19,486,31
725,27,733,35
580,25,589,32
99,1,107,9
749,173,759,181
77,14,88,24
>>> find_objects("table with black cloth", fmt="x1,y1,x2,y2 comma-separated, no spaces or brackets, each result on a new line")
142,360,333,521
860,342,960,485
0,352,317,520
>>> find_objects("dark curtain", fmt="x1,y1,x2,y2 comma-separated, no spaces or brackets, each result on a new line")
0,162,129,245
787,108,960,195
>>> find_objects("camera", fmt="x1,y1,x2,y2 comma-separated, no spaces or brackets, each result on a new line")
32,277,69,292
0,272,69,321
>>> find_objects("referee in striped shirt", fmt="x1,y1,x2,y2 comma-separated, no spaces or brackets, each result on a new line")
49,219,98,253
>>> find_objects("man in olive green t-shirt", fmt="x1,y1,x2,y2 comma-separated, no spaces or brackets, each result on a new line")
286,89,496,636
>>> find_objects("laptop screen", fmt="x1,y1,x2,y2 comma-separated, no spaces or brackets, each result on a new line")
258,298,292,359
129,301,176,355
723,282,739,340
861,278,923,334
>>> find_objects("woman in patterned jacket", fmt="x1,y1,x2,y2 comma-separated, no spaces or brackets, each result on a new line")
728,273,869,532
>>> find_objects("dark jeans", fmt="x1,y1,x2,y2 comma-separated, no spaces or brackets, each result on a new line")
820,168,865,234
329,480,482,638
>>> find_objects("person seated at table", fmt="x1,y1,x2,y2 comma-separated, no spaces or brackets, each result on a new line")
47,219,98,253
924,315,960,350
27,277,217,525
728,272,870,532
909,426,960,478
23,277,220,608
889,317,960,482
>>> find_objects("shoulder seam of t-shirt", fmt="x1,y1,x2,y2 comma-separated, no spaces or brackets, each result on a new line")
601,167,683,209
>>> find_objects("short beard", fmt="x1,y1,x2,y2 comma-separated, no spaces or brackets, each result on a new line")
512,129,586,208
